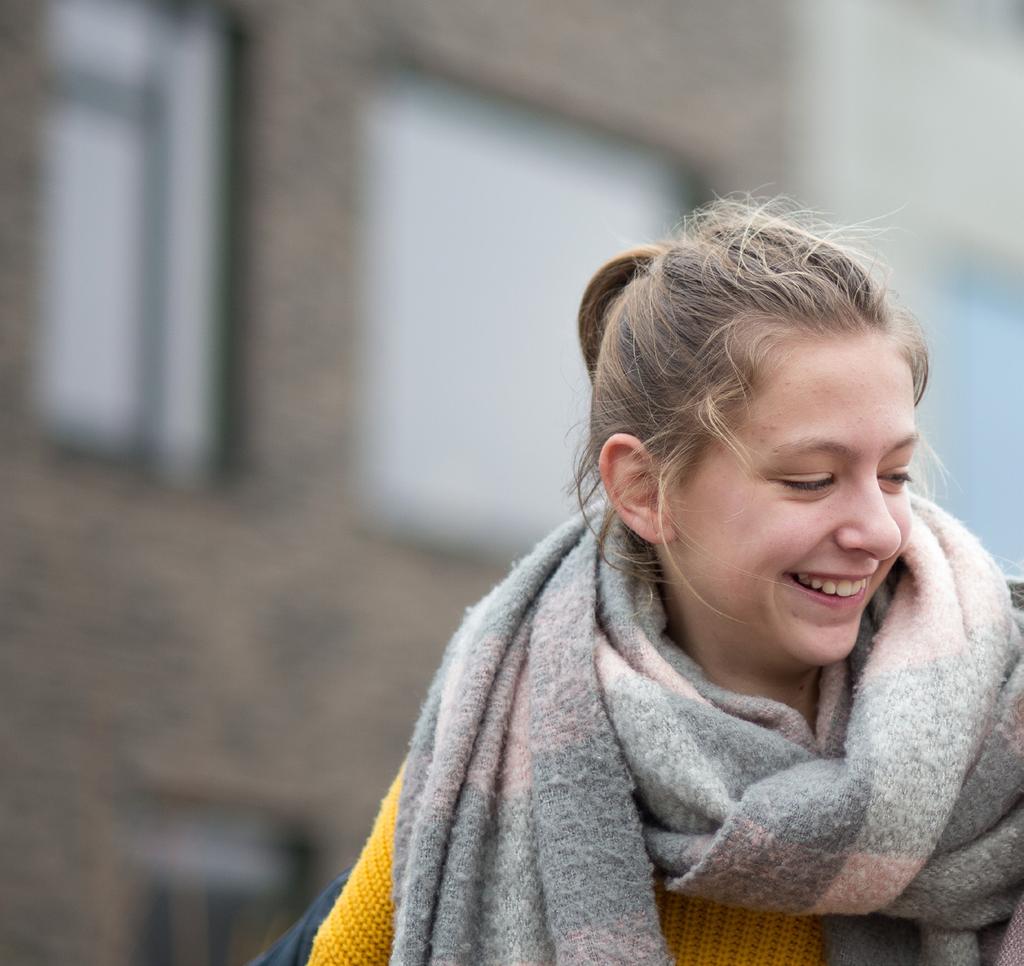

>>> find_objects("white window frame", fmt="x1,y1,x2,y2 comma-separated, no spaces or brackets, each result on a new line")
38,0,235,483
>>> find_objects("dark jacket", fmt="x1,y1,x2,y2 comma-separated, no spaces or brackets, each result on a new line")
247,870,350,966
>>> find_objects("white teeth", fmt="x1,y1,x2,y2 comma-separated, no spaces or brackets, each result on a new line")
794,574,867,597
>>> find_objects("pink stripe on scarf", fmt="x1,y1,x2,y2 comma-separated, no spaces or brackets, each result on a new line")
562,913,667,962
433,961,553,966
814,852,925,914
434,643,469,751
433,604,489,751
996,896,1024,966
498,657,534,797
865,502,1014,684
862,522,968,682
915,500,1014,640
596,636,708,704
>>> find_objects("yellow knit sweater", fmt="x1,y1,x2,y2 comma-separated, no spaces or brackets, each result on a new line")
308,772,826,966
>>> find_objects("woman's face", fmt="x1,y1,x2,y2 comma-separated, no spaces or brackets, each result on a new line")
660,332,918,683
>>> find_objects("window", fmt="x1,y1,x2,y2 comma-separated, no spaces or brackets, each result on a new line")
941,0,1024,31
129,796,313,966
359,73,690,556
38,0,238,482
937,266,1024,570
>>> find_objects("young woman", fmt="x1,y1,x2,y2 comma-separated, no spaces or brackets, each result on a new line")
254,200,1024,966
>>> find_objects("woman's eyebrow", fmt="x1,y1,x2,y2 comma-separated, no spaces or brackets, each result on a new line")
770,432,919,461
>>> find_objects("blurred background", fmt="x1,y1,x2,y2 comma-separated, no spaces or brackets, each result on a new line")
2,0,1023,963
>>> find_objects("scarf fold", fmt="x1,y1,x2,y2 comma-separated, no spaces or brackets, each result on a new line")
391,497,1024,966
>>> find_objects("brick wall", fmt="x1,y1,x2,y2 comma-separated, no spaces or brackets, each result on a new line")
0,1,793,962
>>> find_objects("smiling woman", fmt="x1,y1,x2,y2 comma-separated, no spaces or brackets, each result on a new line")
603,333,920,722
250,200,1024,966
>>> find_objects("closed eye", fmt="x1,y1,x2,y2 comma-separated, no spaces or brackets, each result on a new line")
781,473,913,492
883,472,913,487
780,477,832,491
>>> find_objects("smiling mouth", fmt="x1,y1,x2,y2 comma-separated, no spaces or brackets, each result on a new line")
789,573,869,598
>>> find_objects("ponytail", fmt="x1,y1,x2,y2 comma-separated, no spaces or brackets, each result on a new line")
577,244,665,378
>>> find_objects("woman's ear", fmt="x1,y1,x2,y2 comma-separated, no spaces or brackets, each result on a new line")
598,434,676,544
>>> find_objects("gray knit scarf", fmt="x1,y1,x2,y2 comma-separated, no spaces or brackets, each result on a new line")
391,497,1024,966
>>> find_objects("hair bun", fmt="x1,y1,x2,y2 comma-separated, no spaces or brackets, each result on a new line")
577,245,664,377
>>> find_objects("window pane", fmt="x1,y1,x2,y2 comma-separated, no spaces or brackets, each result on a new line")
944,271,1024,570
38,96,148,451
37,0,234,481
361,74,687,555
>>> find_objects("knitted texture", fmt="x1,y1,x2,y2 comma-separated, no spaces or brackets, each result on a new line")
392,496,1024,966
996,899,1024,966
654,883,824,965
308,771,401,965
308,771,827,966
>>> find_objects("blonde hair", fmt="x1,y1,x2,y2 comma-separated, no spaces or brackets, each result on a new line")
575,197,929,582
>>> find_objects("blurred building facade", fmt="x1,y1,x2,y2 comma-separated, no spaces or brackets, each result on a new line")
796,0,1024,568
1,0,1022,964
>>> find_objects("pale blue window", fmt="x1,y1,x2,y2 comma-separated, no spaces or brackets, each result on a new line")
940,268,1024,571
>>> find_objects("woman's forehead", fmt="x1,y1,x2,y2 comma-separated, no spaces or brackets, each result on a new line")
741,335,918,453
768,432,919,463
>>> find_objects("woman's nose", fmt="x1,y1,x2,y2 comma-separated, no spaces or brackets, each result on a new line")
833,484,905,560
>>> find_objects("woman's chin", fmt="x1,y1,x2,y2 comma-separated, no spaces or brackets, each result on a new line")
786,623,862,670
